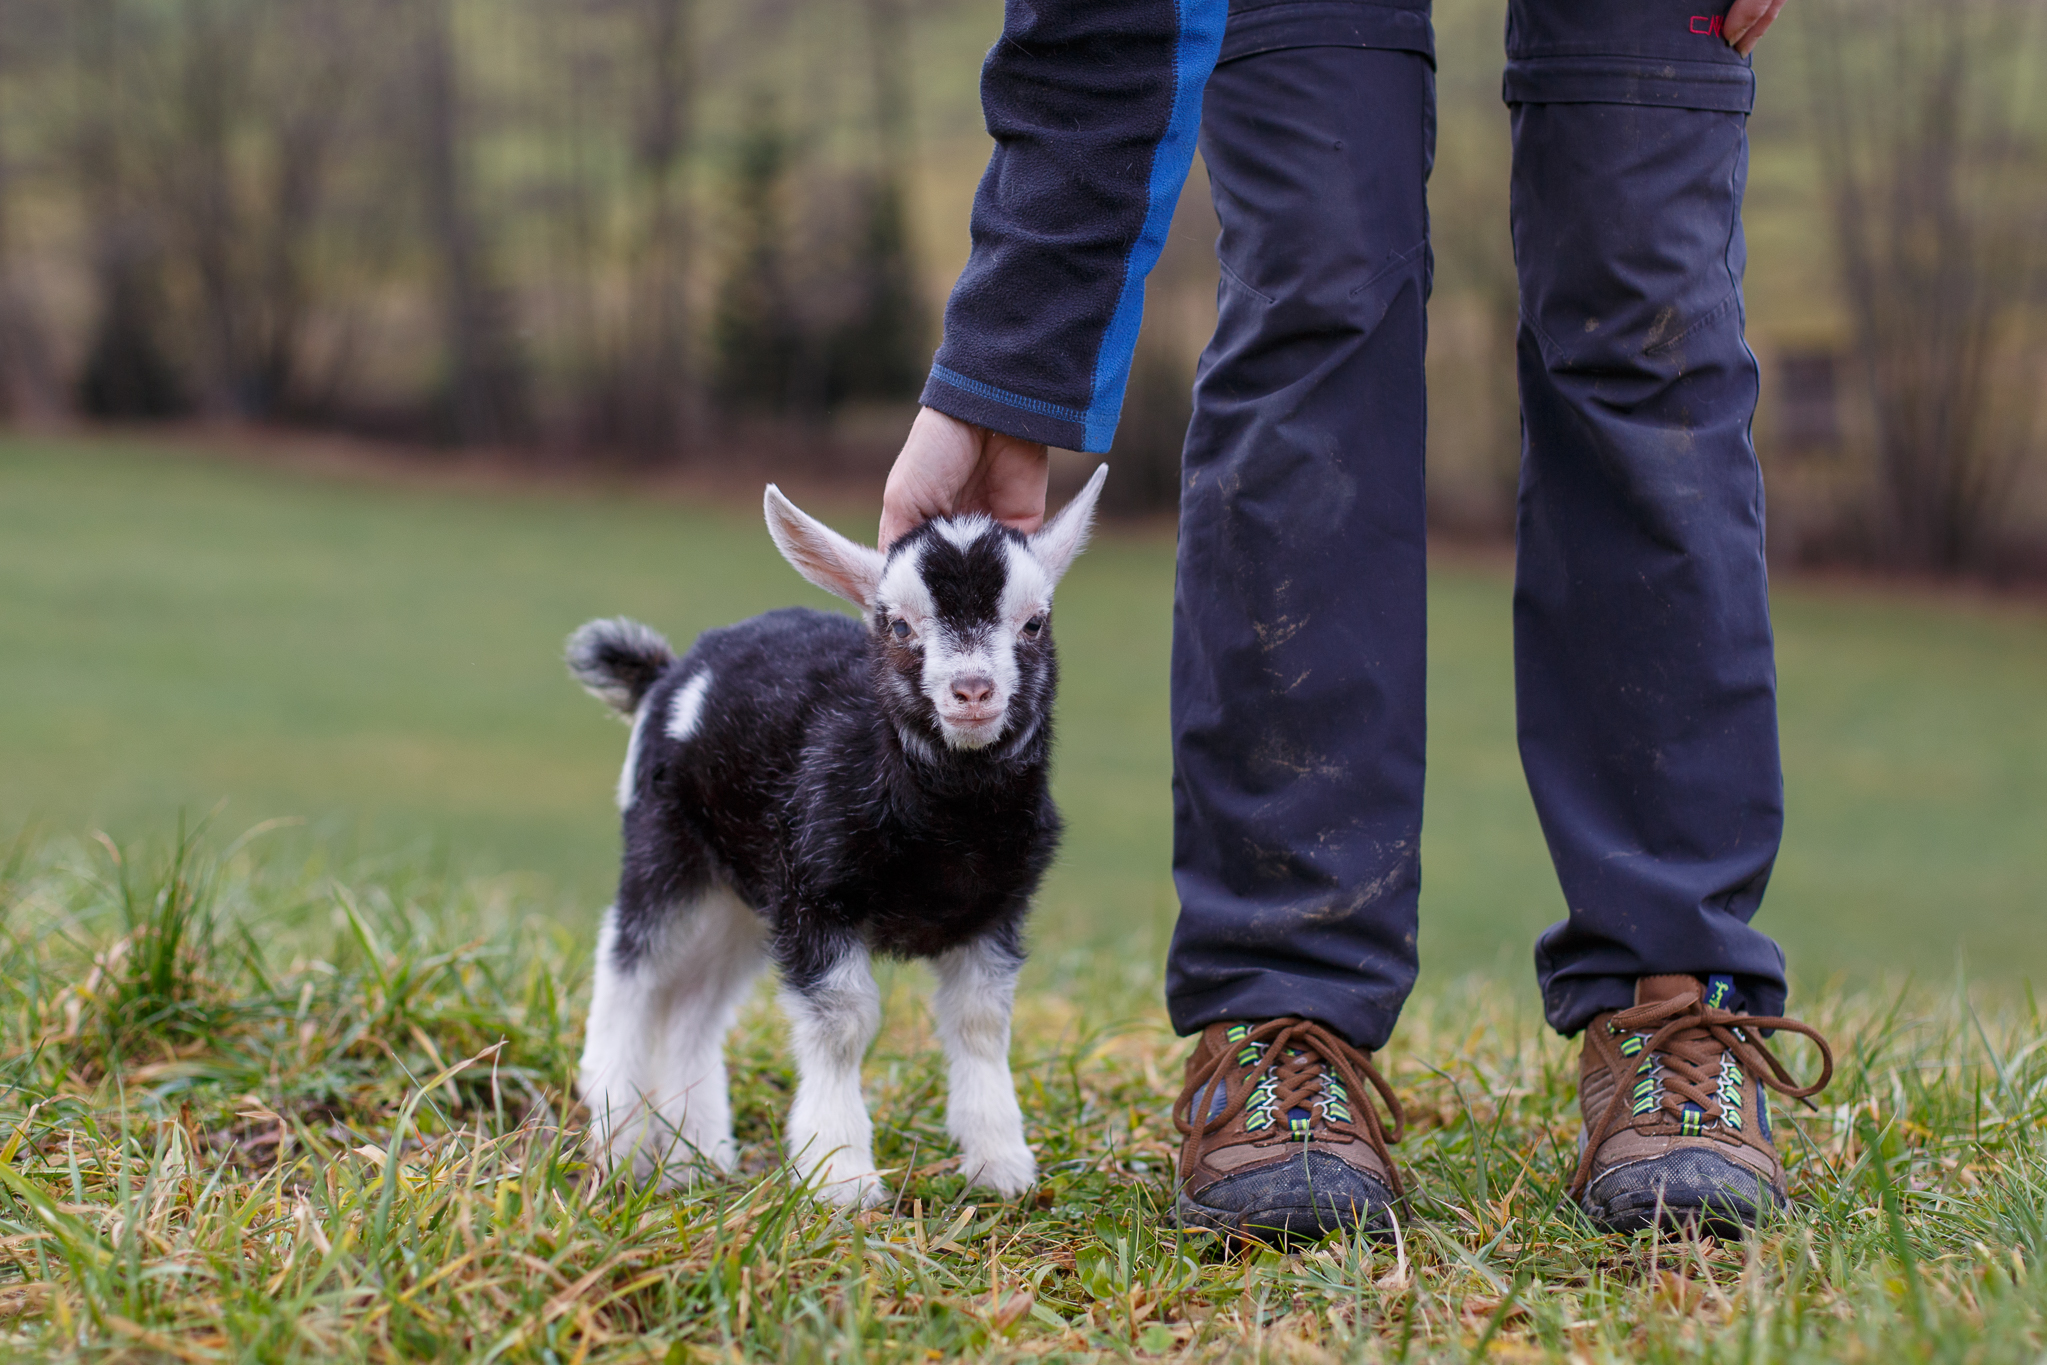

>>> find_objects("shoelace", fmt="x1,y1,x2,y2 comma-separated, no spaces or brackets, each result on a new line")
1174,1017,1408,1199
1569,986,1834,1199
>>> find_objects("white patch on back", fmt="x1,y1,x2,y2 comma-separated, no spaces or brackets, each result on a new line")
666,670,713,742
616,703,652,811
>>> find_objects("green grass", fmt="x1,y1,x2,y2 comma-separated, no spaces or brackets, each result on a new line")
0,434,2045,1358
2,434,2043,991
0,830,2041,1362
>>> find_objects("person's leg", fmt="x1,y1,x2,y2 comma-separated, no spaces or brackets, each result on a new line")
1164,32,1432,1246
1507,0,1833,1232
1166,40,1434,1057
1508,29,1786,1038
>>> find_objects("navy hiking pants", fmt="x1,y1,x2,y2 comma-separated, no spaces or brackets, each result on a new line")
1164,0,1790,1050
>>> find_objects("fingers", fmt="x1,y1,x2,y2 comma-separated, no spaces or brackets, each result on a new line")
880,408,982,547
968,433,1052,535
879,407,1050,547
1723,0,1785,55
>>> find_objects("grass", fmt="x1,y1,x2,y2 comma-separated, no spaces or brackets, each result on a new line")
3,434,2045,990
0,827,2042,1362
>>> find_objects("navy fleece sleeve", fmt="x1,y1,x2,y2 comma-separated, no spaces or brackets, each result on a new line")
919,0,1227,454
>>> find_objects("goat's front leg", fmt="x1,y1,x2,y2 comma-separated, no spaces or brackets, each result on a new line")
931,931,1035,1198
779,937,885,1207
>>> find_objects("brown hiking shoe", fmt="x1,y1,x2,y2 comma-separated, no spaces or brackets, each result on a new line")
1173,1018,1405,1245
1573,974,1834,1235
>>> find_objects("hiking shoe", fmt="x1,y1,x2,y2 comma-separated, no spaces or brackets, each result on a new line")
1573,974,1834,1236
1173,1018,1405,1246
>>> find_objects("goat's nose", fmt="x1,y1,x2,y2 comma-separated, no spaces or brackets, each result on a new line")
951,674,996,706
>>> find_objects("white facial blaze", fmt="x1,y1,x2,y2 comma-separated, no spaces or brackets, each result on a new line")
921,619,1009,750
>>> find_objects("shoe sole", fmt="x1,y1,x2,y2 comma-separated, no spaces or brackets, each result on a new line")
1175,1187,1397,1248
1580,1188,1781,1238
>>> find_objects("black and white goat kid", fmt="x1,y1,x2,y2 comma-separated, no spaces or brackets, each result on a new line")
567,467,1105,1207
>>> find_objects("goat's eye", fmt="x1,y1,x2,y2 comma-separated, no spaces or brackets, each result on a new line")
890,619,912,641
1022,615,1045,637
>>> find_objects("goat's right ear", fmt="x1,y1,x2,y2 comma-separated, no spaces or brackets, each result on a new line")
1029,463,1108,587
765,485,886,609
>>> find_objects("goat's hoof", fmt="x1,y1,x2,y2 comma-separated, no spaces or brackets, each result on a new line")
961,1148,1037,1199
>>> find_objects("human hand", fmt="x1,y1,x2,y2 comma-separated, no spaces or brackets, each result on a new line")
1723,0,1785,55
878,407,1051,548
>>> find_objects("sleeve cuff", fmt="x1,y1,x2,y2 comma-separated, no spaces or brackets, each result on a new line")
920,365,1095,452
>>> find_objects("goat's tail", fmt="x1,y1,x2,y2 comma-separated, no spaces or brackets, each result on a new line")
566,617,676,715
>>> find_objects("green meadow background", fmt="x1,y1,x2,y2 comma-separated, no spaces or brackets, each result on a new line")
3,434,2043,1003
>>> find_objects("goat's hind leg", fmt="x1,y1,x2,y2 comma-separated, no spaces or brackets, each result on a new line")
932,930,1036,1197
648,887,767,1181
579,889,765,1189
578,904,664,1183
778,935,885,1207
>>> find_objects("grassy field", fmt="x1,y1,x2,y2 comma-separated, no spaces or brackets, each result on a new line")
0,832,2040,1362
0,433,2045,1360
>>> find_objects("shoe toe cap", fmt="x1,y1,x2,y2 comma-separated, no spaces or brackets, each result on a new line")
1585,1147,1785,1234
1183,1150,1396,1244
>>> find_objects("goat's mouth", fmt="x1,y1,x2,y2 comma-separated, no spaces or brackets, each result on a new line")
937,708,1007,749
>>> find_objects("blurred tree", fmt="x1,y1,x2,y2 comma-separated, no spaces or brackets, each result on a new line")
827,0,924,404
1804,0,2047,571
710,99,805,416
0,0,59,421
827,174,925,405
414,0,531,446
584,0,704,459
1103,336,1192,517
74,0,185,419
167,0,359,420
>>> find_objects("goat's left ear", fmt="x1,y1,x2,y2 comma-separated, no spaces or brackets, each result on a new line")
765,485,886,608
1029,463,1108,587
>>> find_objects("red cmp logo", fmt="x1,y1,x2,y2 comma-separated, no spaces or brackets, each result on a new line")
1690,13,1726,36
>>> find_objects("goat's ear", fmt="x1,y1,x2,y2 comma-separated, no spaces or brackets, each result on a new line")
764,485,886,608
1029,463,1108,586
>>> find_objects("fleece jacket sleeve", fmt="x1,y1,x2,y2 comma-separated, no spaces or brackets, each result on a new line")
918,0,1228,454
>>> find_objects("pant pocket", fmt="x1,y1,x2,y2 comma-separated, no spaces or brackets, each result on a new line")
1503,54,1754,113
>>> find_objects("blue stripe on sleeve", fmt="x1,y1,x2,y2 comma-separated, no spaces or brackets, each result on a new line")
1081,0,1228,454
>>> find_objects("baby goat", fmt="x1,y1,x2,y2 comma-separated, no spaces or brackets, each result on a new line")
568,467,1105,1206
